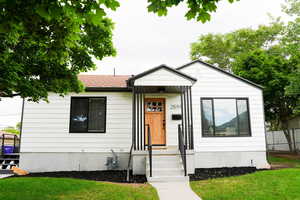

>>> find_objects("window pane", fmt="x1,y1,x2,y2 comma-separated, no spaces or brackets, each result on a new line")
237,100,250,135
70,98,88,132
88,98,106,132
214,99,238,136
202,100,214,136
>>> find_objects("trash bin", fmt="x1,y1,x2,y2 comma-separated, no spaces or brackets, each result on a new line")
3,146,14,154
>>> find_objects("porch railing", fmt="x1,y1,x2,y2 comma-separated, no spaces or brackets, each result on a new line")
146,124,152,177
178,124,187,176
126,144,134,182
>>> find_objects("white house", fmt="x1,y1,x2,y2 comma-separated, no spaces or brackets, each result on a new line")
19,60,270,181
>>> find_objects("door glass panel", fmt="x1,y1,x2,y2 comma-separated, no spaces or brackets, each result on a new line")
146,101,163,112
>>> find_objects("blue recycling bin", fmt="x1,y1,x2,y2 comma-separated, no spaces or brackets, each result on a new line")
3,145,14,154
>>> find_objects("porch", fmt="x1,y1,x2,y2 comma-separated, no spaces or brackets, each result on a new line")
127,65,197,180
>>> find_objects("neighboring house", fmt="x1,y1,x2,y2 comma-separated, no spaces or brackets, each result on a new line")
288,116,300,129
19,60,269,181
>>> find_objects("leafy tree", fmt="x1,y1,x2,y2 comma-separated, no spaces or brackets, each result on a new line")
16,122,21,131
0,0,241,102
2,126,20,135
190,22,284,69
0,0,118,102
232,49,299,152
147,0,238,23
190,0,300,152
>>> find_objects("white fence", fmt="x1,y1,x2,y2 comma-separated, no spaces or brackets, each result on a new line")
266,128,300,152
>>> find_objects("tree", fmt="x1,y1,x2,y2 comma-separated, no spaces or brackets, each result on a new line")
0,0,119,102
189,0,300,152
232,49,300,152
2,126,20,135
147,0,238,23
190,22,284,69
16,122,21,131
0,0,240,102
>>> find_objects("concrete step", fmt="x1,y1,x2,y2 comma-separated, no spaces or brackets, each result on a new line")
151,149,180,155
147,168,184,177
147,161,183,169
151,155,181,162
147,175,189,182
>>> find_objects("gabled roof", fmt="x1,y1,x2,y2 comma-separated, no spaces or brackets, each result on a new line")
127,64,197,86
177,60,263,90
78,75,131,88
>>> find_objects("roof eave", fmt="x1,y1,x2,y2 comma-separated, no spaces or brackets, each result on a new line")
127,64,197,86
177,59,264,90
85,87,132,92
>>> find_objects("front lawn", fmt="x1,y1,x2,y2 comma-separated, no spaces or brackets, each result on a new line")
191,168,300,200
191,153,300,200
0,177,159,200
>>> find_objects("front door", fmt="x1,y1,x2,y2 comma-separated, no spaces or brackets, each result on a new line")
145,98,166,146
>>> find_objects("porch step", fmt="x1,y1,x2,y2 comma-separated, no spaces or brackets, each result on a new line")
147,175,189,182
146,153,188,183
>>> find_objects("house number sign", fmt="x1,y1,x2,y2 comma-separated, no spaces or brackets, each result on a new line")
170,104,180,110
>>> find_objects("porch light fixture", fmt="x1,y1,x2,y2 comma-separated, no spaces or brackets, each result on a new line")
158,87,165,93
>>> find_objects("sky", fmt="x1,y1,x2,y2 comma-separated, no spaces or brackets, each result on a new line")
0,0,287,128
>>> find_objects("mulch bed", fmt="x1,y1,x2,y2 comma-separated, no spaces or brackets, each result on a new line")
189,167,257,181
8,167,264,182
9,170,147,183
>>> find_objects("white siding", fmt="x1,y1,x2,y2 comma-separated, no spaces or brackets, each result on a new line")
179,62,267,152
134,68,193,86
21,92,132,153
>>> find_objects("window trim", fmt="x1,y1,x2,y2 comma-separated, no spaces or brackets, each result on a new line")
200,97,252,137
69,96,107,134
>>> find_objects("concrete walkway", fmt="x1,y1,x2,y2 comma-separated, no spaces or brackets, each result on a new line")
150,181,201,200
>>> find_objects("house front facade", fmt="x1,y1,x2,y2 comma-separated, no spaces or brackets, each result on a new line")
19,60,270,180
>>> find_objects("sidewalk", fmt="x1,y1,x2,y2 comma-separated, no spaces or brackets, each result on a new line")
150,181,201,200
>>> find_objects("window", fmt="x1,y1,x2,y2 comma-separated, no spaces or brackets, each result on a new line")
70,97,106,133
201,98,251,137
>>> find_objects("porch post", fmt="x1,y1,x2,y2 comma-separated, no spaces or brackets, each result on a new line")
188,86,194,149
132,87,136,150
185,86,191,149
137,87,140,150
183,86,188,149
180,86,185,147
139,90,144,150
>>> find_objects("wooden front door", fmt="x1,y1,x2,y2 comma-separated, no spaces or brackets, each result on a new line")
145,98,166,146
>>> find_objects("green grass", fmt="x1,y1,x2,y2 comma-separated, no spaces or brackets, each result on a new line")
2,128,20,135
191,154,300,200
191,168,300,200
268,155,300,168
0,177,159,200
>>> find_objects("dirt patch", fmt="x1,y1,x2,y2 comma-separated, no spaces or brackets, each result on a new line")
9,170,147,183
270,163,294,170
270,152,300,159
189,167,257,181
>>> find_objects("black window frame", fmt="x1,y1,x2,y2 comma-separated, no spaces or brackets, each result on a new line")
69,96,107,134
200,97,252,137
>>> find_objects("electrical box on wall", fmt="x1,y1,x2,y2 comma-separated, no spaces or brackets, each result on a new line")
172,114,182,120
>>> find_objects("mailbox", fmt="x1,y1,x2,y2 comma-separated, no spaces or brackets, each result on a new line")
172,114,182,120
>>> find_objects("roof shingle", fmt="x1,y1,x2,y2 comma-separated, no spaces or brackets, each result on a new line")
78,75,131,88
